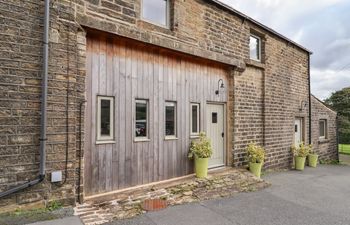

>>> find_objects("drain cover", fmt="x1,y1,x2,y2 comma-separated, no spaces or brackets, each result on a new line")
142,199,167,211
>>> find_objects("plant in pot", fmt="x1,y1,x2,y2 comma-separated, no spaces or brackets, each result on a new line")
291,142,311,171
188,132,213,178
246,143,265,178
308,145,318,168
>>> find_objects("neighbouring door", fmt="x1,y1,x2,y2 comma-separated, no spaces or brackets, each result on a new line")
206,104,225,168
294,118,303,146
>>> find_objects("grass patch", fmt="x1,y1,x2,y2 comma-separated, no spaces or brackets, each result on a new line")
339,144,350,155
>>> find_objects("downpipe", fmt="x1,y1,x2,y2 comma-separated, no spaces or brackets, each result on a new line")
308,53,312,145
0,0,50,198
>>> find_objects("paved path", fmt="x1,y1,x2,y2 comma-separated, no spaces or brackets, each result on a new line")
106,165,350,225
27,216,83,225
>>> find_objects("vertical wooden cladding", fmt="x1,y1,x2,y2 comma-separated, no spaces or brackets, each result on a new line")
85,33,229,196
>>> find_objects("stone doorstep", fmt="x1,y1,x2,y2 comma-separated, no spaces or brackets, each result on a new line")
75,168,270,225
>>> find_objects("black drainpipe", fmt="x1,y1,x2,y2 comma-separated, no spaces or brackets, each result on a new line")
308,53,312,145
336,114,340,161
0,0,50,198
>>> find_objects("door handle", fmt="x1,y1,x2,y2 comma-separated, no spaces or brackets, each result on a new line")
221,132,224,138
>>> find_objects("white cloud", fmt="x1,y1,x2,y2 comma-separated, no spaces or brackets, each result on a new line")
311,69,350,100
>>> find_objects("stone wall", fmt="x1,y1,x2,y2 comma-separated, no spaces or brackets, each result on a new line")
262,32,310,169
311,95,338,161
231,26,310,169
0,0,86,210
0,0,314,209
232,67,264,166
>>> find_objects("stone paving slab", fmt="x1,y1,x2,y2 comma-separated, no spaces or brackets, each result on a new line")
75,168,270,225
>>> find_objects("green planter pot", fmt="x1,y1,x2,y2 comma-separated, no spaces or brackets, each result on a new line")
295,156,306,171
308,154,319,168
195,157,209,178
249,162,263,178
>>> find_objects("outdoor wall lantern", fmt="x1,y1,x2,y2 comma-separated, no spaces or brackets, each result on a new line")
299,100,307,111
215,79,225,95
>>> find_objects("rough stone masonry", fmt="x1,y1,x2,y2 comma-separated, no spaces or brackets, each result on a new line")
0,0,337,210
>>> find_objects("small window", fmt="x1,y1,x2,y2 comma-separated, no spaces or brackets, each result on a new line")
250,35,261,61
135,99,148,139
142,0,169,27
212,112,218,124
97,96,114,142
319,119,327,139
165,102,176,137
190,103,200,136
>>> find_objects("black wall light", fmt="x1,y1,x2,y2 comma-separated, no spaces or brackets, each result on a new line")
299,100,308,111
215,79,225,95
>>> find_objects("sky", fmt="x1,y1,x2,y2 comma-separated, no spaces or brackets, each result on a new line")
220,0,350,100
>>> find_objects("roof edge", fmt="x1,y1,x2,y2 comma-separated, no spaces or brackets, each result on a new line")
209,0,313,54
311,94,337,114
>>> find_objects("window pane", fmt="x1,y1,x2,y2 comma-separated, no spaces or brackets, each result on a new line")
100,99,111,136
142,0,167,26
319,121,325,137
136,101,147,137
191,105,198,133
212,112,218,124
166,104,175,136
250,36,260,60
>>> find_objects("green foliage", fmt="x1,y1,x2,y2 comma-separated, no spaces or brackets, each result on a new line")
46,201,62,211
188,132,213,159
291,142,312,157
246,143,265,163
338,115,350,144
319,159,340,165
324,87,350,144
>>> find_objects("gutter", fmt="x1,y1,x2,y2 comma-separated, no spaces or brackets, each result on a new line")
308,53,312,145
0,0,50,198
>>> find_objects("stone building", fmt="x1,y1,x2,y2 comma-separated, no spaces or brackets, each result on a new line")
0,0,337,209
311,95,338,161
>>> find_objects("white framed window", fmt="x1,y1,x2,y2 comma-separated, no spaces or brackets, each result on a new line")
249,35,261,61
319,119,327,139
190,103,200,136
165,101,177,138
96,96,114,143
135,99,149,140
141,0,170,28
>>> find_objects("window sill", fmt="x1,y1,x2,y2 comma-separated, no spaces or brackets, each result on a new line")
245,59,265,69
190,135,200,139
137,20,173,35
96,140,116,145
318,139,329,144
140,18,169,29
165,136,178,141
134,138,151,143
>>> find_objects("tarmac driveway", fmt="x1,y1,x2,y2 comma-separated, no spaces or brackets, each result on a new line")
107,165,350,225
